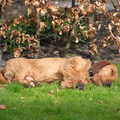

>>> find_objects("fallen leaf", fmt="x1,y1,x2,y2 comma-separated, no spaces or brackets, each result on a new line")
41,86,44,90
49,90,54,94
98,24,101,31
56,88,60,92
0,104,6,110
54,51,59,54
89,98,92,100
54,101,58,103
0,84,7,89
47,93,55,98
117,54,120,56
21,97,25,99
12,108,17,110
98,100,104,103
51,95,55,98
75,37,79,43
47,93,51,96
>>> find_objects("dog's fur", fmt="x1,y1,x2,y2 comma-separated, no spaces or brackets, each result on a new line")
0,56,118,89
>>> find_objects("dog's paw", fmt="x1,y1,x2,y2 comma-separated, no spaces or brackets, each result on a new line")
26,82,35,88
76,83,85,90
30,82,35,87
33,81,41,86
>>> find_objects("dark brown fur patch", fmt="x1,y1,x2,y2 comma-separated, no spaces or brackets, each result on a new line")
91,60,110,75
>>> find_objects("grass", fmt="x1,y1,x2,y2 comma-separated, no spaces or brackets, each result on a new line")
0,64,120,120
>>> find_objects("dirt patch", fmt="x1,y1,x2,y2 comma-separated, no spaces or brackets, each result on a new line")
1,38,120,69
1,1,120,68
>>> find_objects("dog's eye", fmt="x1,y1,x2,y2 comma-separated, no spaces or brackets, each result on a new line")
111,69,114,75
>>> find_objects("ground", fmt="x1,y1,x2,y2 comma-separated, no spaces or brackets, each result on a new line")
2,36,120,68
1,0,120,68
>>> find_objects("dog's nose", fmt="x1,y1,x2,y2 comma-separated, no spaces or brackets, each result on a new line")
76,83,84,90
106,81,111,87
76,83,80,88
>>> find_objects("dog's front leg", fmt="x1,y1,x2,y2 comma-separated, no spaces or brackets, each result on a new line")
60,80,73,88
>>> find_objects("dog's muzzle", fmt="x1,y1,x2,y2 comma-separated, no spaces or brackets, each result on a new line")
76,83,85,90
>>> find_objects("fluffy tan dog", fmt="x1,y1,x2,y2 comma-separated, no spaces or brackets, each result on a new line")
0,56,118,90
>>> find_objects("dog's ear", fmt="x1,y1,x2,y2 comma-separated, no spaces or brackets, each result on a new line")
91,60,110,75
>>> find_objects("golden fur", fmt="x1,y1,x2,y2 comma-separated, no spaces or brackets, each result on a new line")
0,56,118,89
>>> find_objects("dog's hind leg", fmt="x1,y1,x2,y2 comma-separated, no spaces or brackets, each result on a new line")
11,75,35,87
0,68,10,84
14,76,41,87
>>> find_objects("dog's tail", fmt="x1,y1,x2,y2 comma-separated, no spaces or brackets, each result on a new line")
0,68,9,84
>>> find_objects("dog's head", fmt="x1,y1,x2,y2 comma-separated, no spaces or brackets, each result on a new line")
91,60,118,87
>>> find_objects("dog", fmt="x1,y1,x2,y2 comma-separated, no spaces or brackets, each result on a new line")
0,56,118,90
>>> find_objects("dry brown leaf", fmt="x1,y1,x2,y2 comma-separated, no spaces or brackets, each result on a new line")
79,26,86,30
47,4,59,12
98,24,101,31
54,51,59,54
19,15,25,21
47,93,55,98
93,38,98,43
2,0,7,12
21,97,25,99
89,98,92,100
63,38,68,43
51,95,55,98
77,0,85,4
14,50,21,58
49,90,54,94
0,84,7,89
59,30,62,35
28,7,32,17
33,1,40,7
98,100,104,103
71,29,75,35
88,4,95,13
54,101,58,103
13,18,20,26
16,37,21,43
39,22,46,31
102,43,107,48
0,104,6,110
3,43,7,51
47,93,51,96
75,37,79,43
56,88,60,92
25,20,30,26
41,9,47,16
18,47,25,52
51,21,56,28
41,86,44,90
108,24,113,31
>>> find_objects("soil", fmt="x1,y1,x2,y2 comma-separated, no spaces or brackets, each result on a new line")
1,35,120,68
1,1,120,68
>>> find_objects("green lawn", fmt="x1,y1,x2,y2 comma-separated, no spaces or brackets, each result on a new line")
0,64,120,120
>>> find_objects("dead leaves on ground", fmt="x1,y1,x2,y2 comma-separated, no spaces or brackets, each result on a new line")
0,84,8,89
0,104,6,110
0,104,17,110
49,88,60,94
47,88,60,103
89,98,104,103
